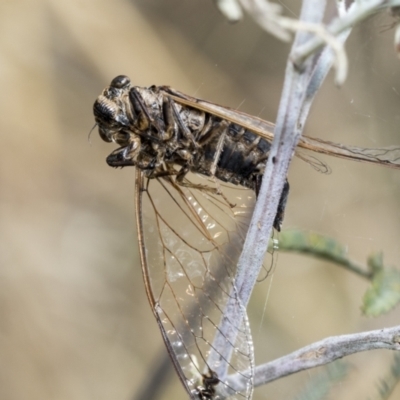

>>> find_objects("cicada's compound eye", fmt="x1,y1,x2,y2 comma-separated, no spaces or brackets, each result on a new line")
93,96,123,143
110,75,131,89
93,96,118,126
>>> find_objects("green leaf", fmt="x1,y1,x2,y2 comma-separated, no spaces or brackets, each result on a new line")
367,252,384,274
277,230,348,261
274,230,370,278
361,269,400,317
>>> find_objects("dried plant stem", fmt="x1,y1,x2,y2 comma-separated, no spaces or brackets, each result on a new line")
209,0,331,380
227,325,400,392
236,0,328,315
292,0,400,82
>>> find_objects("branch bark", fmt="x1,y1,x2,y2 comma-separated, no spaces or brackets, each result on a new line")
236,0,328,316
208,0,332,382
226,325,400,392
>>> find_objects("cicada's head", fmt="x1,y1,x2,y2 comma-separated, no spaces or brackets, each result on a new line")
93,75,132,145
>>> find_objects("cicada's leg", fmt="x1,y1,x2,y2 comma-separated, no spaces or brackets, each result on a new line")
254,176,290,231
161,96,178,142
204,121,237,207
175,165,218,193
166,96,200,149
274,180,290,231
130,88,180,145
146,164,228,203
196,369,219,399
197,119,229,147
129,88,154,131
175,164,236,208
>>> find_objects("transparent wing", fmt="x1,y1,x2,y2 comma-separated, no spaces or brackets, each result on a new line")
167,90,400,170
297,136,400,169
135,168,255,400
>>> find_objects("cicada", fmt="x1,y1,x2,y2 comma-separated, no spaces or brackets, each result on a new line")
93,75,400,400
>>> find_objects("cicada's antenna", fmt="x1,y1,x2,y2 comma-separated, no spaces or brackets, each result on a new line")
88,123,97,146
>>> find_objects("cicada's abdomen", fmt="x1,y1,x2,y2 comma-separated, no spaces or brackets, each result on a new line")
195,123,271,190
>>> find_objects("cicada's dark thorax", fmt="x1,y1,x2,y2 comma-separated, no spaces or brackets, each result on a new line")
131,86,272,191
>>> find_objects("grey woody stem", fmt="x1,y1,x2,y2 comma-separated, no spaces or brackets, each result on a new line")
226,325,400,392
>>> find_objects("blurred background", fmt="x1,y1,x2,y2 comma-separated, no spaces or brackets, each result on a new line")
1,1,400,399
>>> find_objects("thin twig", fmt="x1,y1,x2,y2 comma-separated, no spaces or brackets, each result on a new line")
291,0,400,78
236,0,328,314
232,1,400,85
226,325,400,392
208,0,330,381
